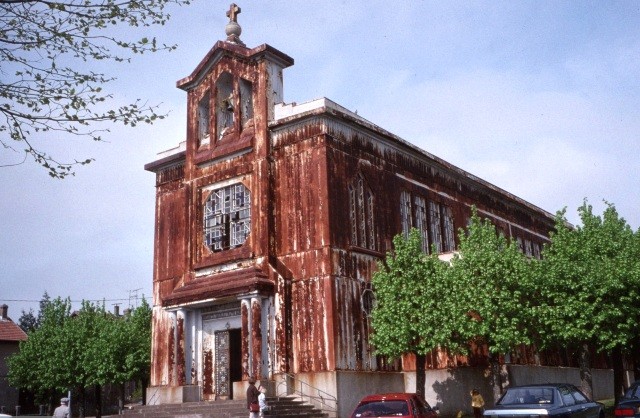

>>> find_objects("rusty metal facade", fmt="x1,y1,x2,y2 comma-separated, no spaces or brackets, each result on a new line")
144,36,557,401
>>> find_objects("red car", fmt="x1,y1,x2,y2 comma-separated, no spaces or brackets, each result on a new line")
351,393,439,418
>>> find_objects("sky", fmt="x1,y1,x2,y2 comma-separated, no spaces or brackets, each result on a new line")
1,1,639,320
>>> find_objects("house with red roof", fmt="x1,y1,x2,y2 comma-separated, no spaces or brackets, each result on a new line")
0,304,27,413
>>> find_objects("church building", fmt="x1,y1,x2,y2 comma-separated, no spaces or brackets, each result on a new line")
143,5,591,417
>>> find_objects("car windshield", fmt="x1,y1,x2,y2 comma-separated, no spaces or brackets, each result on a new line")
623,384,640,400
353,400,410,417
499,388,554,405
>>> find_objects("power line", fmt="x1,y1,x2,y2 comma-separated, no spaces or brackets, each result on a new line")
0,298,133,304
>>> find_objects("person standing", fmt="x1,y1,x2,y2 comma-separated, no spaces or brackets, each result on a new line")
53,397,70,418
470,389,485,418
258,385,268,417
246,378,260,418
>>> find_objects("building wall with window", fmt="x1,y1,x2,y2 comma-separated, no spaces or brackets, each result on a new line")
144,17,560,415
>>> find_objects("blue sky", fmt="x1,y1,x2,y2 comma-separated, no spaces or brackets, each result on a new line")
1,1,639,318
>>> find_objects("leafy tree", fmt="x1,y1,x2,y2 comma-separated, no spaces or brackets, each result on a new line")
9,297,152,416
8,297,72,406
124,299,152,404
18,291,52,332
85,299,152,413
537,202,640,402
0,0,191,178
448,210,533,402
371,228,457,399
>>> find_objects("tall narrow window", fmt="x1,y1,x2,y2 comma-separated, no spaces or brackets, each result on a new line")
524,239,533,257
239,78,253,127
400,191,412,239
349,174,376,250
216,72,234,139
197,91,211,146
203,183,251,252
532,242,541,259
414,196,428,253
442,205,455,252
429,201,442,253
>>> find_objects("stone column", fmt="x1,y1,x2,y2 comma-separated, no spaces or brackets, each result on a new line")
250,296,262,381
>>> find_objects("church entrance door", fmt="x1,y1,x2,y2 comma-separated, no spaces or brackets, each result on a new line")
213,328,242,400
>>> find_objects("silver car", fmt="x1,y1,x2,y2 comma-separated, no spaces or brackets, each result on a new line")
484,384,604,418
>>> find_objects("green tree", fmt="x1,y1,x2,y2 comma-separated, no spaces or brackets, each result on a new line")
537,202,640,402
449,210,533,402
85,299,152,413
0,0,191,178
8,297,72,407
18,291,52,332
9,297,153,416
124,299,152,404
371,228,457,399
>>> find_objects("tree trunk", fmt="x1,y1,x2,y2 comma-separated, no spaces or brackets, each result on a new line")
612,346,625,404
78,386,86,418
488,352,503,403
415,352,426,400
578,344,593,400
118,382,125,414
94,384,102,418
141,377,149,406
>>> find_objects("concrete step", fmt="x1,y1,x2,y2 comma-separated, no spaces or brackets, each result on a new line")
122,399,246,418
121,396,330,418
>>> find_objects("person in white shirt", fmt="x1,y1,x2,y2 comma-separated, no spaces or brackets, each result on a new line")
53,398,69,418
258,385,268,417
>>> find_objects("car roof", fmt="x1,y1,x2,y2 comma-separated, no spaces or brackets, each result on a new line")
506,384,573,389
359,393,417,402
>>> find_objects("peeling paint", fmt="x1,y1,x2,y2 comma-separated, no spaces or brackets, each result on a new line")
145,37,559,402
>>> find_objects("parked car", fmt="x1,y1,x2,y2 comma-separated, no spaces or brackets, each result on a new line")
350,392,439,418
484,384,604,418
615,380,640,418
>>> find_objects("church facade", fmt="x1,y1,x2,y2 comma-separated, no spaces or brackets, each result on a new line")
143,5,597,417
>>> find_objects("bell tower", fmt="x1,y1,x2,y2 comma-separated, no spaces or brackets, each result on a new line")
145,3,293,403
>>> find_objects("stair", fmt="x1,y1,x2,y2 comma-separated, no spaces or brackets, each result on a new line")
120,396,330,418
264,396,329,417
121,399,247,418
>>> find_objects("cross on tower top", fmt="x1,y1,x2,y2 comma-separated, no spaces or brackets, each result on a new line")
226,3,241,23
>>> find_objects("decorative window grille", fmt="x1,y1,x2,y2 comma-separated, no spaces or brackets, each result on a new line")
203,183,251,252
349,175,377,250
429,201,443,253
400,191,412,239
414,196,428,253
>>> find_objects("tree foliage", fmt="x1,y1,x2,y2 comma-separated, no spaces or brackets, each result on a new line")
370,204,639,402
8,297,152,414
449,210,534,401
18,291,52,332
371,229,452,358
450,210,534,356
537,201,640,400
370,228,462,398
0,0,190,178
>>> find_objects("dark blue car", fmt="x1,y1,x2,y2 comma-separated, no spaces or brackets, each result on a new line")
615,381,640,418
484,384,604,418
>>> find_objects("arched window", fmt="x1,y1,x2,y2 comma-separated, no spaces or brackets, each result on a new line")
349,174,376,251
